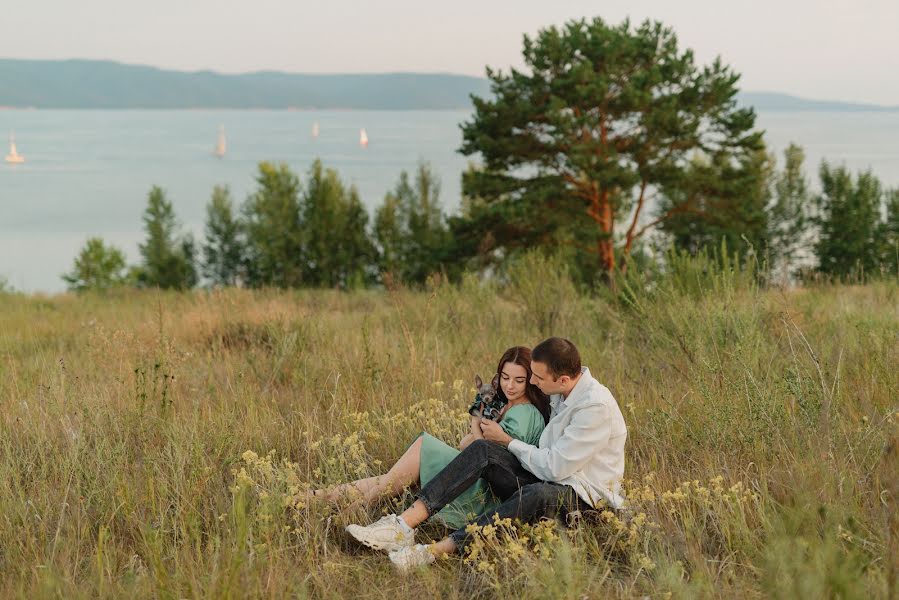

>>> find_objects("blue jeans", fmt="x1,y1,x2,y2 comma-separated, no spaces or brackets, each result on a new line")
415,439,590,550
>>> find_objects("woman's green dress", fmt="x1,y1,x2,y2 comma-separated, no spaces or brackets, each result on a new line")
416,403,545,530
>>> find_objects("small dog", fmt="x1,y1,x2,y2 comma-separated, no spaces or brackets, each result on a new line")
473,373,506,421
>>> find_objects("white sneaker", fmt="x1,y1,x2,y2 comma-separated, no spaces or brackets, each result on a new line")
345,514,415,553
389,544,436,572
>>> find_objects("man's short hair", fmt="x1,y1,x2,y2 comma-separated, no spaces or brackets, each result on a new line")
532,337,581,379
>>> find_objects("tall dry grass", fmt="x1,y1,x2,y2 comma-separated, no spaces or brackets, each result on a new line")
0,261,897,598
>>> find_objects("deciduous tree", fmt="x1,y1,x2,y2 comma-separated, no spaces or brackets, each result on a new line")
62,237,128,292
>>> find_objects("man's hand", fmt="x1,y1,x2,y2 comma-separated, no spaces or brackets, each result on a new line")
479,420,513,447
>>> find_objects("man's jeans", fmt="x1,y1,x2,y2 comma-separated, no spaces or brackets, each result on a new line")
415,439,591,550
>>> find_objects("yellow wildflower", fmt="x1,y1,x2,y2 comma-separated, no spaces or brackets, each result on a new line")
636,554,656,571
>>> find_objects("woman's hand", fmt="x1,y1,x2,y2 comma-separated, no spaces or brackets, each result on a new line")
480,420,513,447
469,414,484,439
459,414,484,451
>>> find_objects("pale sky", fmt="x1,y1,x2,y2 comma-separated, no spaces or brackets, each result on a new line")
1,0,897,105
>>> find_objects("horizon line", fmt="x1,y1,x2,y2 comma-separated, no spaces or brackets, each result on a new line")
2,57,898,110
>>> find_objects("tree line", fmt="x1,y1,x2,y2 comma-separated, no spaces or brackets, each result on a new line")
61,16,899,293
62,146,898,293
62,159,454,292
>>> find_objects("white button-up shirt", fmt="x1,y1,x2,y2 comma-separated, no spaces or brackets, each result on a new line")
508,367,627,508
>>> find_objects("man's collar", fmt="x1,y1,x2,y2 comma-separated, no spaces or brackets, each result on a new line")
550,368,592,414
561,367,591,404
560,367,593,406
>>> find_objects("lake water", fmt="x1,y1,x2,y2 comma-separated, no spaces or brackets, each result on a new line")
1,109,898,293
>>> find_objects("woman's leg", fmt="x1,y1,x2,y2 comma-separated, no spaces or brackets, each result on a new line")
314,436,424,504
398,439,539,529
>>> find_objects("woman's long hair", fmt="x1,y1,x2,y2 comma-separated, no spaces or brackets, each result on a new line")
496,346,551,425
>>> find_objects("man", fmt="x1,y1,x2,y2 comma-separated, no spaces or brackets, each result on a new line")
346,337,627,571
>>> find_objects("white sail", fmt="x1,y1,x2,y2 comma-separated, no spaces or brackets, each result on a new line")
312,121,320,139
359,128,369,147
214,125,226,157
5,133,24,164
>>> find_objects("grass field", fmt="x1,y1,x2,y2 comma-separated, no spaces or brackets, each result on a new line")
1,261,897,598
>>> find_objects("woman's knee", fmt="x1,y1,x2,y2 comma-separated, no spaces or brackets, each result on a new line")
469,438,513,463
466,438,490,455
397,435,424,464
463,439,501,470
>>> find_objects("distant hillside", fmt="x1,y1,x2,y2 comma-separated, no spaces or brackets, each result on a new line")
0,59,490,109
738,91,899,112
1,59,896,111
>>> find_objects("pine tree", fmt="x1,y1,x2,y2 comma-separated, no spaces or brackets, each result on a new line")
767,144,812,278
340,187,377,288
373,162,450,285
241,163,304,288
202,185,245,287
878,189,899,275
136,186,197,290
300,160,375,288
814,164,883,278
373,192,403,277
458,17,763,279
659,147,772,262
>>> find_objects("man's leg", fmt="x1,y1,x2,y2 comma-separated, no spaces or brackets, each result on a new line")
447,482,589,550
346,439,539,552
403,439,540,527
389,482,589,571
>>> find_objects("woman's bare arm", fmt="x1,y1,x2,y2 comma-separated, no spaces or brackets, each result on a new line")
459,415,484,450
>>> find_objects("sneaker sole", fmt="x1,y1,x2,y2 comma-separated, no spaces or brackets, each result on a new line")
345,525,408,553
389,550,435,572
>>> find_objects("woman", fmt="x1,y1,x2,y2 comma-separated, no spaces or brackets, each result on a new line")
314,346,549,529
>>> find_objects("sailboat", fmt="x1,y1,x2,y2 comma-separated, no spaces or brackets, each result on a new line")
214,125,226,158
359,128,369,147
5,133,24,164
312,121,320,139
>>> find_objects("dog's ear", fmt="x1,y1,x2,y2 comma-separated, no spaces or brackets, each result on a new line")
491,373,500,390
475,374,483,389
